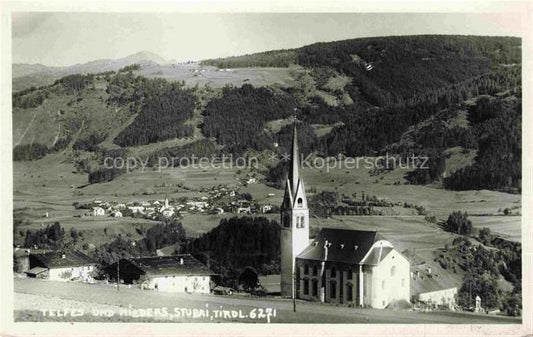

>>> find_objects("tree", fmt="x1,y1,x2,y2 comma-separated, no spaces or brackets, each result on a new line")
479,227,491,245
445,211,472,235
458,273,500,309
70,227,79,242
239,266,259,292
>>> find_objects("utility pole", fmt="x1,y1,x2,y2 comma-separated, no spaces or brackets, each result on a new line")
117,256,120,292
293,272,296,312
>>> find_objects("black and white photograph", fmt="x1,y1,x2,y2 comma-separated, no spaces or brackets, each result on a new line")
1,2,531,336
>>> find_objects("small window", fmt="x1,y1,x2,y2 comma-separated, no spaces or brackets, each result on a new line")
312,279,318,296
303,280,309,295
330,281,336,299
304,264,309,275
390,266,396,277
313,265,318,276
331,267,336,278
297,198,303,207
382,280,385,290
401,278,405,287
347,269,353,280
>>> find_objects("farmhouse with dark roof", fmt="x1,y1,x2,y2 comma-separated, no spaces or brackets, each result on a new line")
27,251,96,282
108,254,213,294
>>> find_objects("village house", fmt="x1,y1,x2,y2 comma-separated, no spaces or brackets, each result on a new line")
92,206,105,216
186,201,208,209
280,124,410,309
108,254,213,294
128,205,145,214
26,251,96,282
111,210,123,218
262,204,273,213
236,206,252,214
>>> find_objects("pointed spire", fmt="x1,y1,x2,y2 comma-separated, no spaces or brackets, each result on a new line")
289,122,299,193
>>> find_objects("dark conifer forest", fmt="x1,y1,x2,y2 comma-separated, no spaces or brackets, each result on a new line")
184,217,281,281
12,35,521,192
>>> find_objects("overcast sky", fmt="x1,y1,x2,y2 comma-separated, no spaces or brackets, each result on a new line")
12,12,523,66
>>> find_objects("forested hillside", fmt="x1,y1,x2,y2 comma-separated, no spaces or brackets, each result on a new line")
184,217,281,283
12,35,521,192
202,84,297,154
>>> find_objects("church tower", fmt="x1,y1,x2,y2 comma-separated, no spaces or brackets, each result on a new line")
280,123,310,297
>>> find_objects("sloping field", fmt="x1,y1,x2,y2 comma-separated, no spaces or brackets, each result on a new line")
136,63,296,88
13,278,520,324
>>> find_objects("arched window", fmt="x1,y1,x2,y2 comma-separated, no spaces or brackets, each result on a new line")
347,269,353,280
347,283,353,301
312,279,318,296
390,266,396,277
297,198,303,207
401,278,405,287
312,265,318,276
303,279,309,295
330,281,336,299
331,267,336,278
304,264,309,275
295,216,304,228
382,280,386,290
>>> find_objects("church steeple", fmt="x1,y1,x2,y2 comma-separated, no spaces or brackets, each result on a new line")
280,122,310,298
289,123,299,194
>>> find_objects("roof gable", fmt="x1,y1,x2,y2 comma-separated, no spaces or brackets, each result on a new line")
361,246,394,265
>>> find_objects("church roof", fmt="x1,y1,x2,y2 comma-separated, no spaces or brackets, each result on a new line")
297,228,383,264
362,246,394,265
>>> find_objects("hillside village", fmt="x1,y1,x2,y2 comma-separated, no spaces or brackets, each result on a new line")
13,126,522,319
72,184,276,220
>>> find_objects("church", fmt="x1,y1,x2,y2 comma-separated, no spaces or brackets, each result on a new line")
280,124,410,309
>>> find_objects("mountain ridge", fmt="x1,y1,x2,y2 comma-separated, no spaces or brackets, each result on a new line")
13,50,168,79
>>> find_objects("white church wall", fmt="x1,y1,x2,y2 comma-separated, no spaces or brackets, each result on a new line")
370,249,410,309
